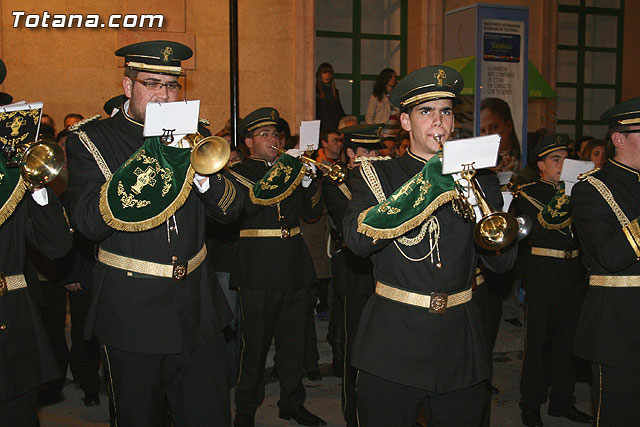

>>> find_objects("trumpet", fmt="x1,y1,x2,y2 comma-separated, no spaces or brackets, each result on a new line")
434,133,519,250
179,133,230,175
4,135,65,188
271,145,348,185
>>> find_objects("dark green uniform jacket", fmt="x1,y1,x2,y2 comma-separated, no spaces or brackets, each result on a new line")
0,188,72,400
343,150,517,393
229,157,322,290
66,110,243,354
572,159,640,369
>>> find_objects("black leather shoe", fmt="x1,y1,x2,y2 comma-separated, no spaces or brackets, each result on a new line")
83,393,100,407
307,370,322,381
548,405,593,423
234,413,255,427
279,406,327,426
521,408,543,426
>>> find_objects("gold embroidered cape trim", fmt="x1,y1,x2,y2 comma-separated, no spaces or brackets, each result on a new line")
227,169,255,189
354,155,391,164
537,210,572,230
99,166,195,232
356,190,457,240
75,130,113,180
623,219,640,258
337,182,352,200
248,164,306,206
0,175,26,227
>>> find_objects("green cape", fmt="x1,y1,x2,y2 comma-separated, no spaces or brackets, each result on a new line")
538,182,572,230
100,137,194,232
249,153,306,206
357,154,458,240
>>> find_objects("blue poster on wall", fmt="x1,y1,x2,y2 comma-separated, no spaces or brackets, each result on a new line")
483,33,521,63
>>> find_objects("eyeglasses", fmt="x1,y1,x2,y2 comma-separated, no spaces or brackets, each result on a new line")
253,131,280,139
130,78,182,92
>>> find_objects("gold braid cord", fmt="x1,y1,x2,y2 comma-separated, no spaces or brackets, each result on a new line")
585,176,640,258
337,183,352,200
227,169,255,190
0,176,26,227
75,130,113,180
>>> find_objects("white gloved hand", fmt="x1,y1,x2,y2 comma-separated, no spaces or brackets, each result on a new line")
302,174,313,188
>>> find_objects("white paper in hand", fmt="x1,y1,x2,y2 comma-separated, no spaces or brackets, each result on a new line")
143,100,200,138
441,134,501,175
299,120,321,152
561,159,594,196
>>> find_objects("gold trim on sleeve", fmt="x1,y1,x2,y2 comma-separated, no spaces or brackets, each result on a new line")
75,130,113,180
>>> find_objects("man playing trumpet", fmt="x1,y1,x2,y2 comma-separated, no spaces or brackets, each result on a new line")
343,65,517,426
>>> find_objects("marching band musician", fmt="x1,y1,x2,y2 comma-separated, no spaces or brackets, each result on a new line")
343,65,517,426
0,58,73,425
322,123,383,427
572,97,640,425
228,107,325,427
514,135,592,426
65,41,244,425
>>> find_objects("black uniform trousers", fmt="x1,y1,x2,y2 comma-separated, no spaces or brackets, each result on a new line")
236,286,312,416
342,293,369,424
101,333,229,427
40,282,100,396
357,370,488,427
520,258,583,410
590,362,640,426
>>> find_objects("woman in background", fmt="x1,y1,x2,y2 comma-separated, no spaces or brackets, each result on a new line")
581,138,606,169
316,62,346,131
479,97,521,173
365,68,400,138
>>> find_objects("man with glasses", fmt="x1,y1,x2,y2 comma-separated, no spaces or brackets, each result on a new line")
65,41,243,425
572,97,640,425
228,108,326,427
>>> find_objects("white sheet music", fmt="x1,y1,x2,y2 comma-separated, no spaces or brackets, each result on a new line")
441,134,501,175
561,159,595,196
299,120,321,152
144,100,199,137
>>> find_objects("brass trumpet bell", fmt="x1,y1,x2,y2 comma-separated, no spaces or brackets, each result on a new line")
317,161,347,185
20,136,65,185
182,133,230,175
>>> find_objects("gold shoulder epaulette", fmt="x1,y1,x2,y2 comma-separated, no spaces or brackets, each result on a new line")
519,182,536,188
578,168,600,180
355,155,391,163
69,114,101,132
199,118,210,127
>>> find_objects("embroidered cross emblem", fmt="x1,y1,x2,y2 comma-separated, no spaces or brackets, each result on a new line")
434,69,446,86
160,46,173,63
131,166,157,195
6,116,25,136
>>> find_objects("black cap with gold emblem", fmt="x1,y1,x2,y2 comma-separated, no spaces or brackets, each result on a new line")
528,134,570,164
241,107,280,135
115,40,193,76
341,123,386,149
600,97,640,128
390,65,464,109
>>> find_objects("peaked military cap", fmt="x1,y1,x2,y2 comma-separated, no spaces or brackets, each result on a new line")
0,92,12,106
601,97,640,128
0,59,6,85
341,123,386,149
115,40,192,76
241,107,280,135
529,134,570,164
103,94,128,115
390,65,463,109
